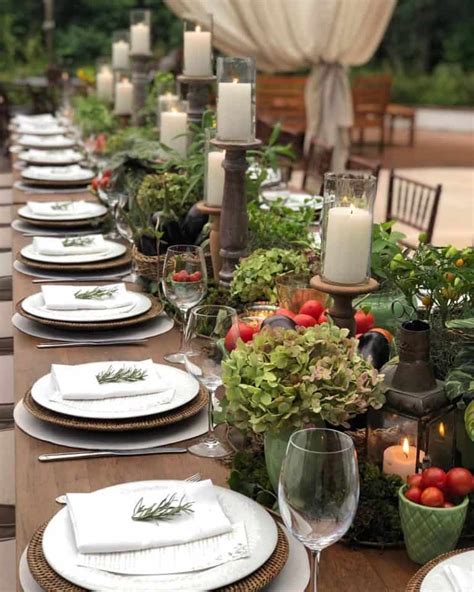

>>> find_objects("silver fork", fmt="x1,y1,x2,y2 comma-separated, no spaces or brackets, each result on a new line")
55,472,202,504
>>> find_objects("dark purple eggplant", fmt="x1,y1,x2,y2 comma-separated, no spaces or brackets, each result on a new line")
261,315,297,330
182,204,208,244
358,331,390,369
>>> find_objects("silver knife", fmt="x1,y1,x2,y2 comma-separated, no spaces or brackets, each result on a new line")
39,447,187,462
33,276,128,283
37,339,148,349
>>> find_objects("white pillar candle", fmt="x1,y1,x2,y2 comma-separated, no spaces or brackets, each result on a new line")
130,22,150,55
184,26,212,76
114,78,133,115
157,93,178,127
112,40,130,70
383,438,425,482
161,111,188,158
96,67,114,101
207,150,225,206
217,80,252,141
322,205,372,284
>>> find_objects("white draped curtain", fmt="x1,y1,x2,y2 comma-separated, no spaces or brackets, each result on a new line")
165,0,396,170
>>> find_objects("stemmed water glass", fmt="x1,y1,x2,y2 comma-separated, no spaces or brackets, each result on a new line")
184,305,238,457
102,189,125,240
279,428,359,592
161,245,207,364
114,194,138,283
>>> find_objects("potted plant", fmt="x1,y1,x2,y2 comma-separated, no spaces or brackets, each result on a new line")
221,323,385,490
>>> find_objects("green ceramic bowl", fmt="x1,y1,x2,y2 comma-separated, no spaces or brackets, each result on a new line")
398,485,468,564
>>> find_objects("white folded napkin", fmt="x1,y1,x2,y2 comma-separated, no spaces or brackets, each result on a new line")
19,134,70,146
27,200,96,217
33,234,108,256
444,564,473,592
14,114,57,124
24,165,90,180
41,283,133,310
51,359,172,401
24,149,81,163
67,480,233,553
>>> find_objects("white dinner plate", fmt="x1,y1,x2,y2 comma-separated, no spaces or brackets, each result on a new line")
21,291,152,323
420,550,474,591
15,125,67,136
18,149,83,166
20,240,126,264
31,364,200,419
261,189,324,211
43,481,278,591
21,165,94,184
18,202,107,222
17,135,76,149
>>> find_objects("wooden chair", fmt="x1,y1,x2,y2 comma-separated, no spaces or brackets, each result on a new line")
386,103,416,146
346,155,381,180
386,170,442,245
301,139,333,193
351,74,393,152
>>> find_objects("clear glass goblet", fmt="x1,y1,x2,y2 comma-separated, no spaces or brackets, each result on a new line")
184,305,238,457
114,195,139,283
279,428,359,592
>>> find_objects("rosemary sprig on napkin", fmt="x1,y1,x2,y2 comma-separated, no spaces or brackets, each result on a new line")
74,286,117,300
96,365,148,384
62,237,94,247
51,201,73,211
131,494,194,523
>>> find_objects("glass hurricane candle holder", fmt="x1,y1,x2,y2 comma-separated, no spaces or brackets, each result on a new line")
160,98,188,158
183,15,213,77
114,72,133,115
205,128,225,207
112,30,130,71
320,173,376,286
156,90,179,130
216,57,256,142
130,9,151,55
96,58,114,102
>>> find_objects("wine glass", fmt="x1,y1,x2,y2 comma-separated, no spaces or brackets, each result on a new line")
279,428,359,592
114,195,138,283
161,245,207,364
103,189,125,240
184,305,238,457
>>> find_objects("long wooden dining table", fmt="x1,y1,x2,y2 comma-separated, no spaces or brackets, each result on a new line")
10,175,419,591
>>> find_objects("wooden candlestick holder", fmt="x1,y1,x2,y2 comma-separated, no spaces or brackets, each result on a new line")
196,200,222,281
177,75,216,127
130,53,152,126
310,275,379,336
211,138,262,287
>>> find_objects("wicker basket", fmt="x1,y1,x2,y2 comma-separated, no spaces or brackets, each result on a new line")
132,245,160,283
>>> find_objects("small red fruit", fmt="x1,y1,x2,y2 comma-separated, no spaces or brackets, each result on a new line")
405,486,422,504
102,169,112,178
421,467,447,491
446,467,473,498
188,271,202,282
172,270,188,282
407,474,423,488
91,178,99,191
294,313,318,327
443,502,455,508
355,309,375,334
224,322,256,351
420,486,445,507
299,300,324,321
275,308,296,320
318,311,329,324
370,327,394,343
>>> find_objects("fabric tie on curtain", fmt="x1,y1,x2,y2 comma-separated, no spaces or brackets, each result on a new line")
165,0,396,169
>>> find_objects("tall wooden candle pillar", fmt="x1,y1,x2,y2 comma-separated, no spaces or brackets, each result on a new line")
131,54,151,126
211,139,261,287
177,75,216,127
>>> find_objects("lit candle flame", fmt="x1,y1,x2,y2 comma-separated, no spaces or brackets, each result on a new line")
232,78,239,84
195,25,201,32
123,77,129,84
402,437,410,458
439,422,446,438
171,107,177,113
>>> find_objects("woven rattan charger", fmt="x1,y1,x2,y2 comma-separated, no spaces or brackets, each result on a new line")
27,520,289,592
23,386,207,431
20,176,95,188
405,546,474,591
18,248,132,272
18,212,108,229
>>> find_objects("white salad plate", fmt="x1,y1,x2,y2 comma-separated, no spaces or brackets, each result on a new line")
14,124,67,136
20,240,126,264
21,165,94,184
17,135,76,149
20,291,152,323
42,481,278,591
420,550,474,592
261,189,324,211
18,202,107,222
18,149,83,166
31,364,200,419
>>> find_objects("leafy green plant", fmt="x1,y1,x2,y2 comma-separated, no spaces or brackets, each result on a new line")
228,449,276,509
222,323,384,433
230,248,308,303
72,95,117,137
247,200,313,251
107,140,162,198
136,172,197,224
104,127,158,155
371,221,405,282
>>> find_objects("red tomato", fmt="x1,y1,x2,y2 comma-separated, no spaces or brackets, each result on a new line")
420,486,445,507
299,300,324,320
224,323,256,351
355,309,375,334
443,502,455,508
91,178,99,191
446,467,473,498
102,169,112,178
404,486,422,504
369,327,394,343
172,270,188,282
407,474,423,488
294,313,318,327
275,308,296,320
99,176,109,189
421,467,447,491
318,311,329,324
188,271,202,282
